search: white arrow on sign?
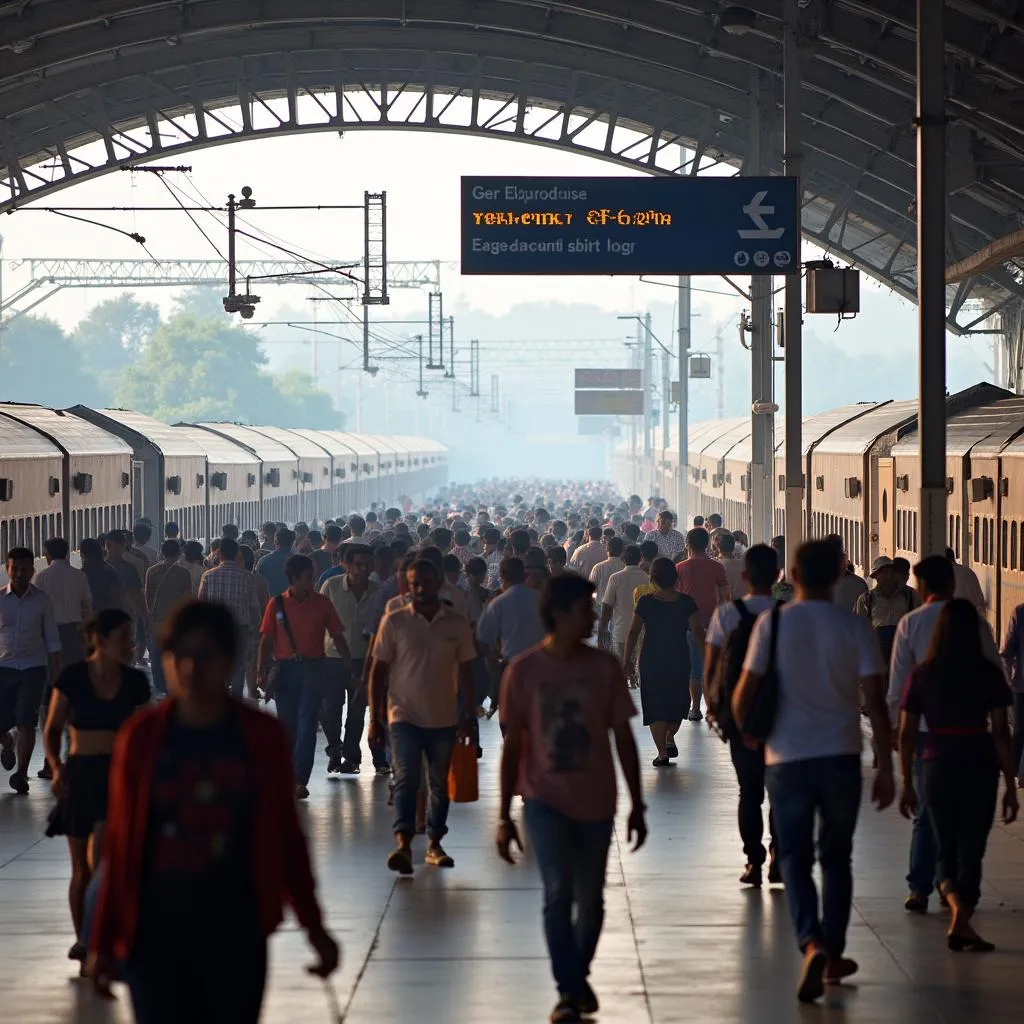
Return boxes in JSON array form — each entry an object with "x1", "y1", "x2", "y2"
[{"x1": 738, "y1": 190, "x2": 786, "y2": 240}]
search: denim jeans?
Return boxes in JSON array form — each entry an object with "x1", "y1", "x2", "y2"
[
  {"x1": 390, "y1": 722, "x2": 456, "y2": 840},
  {"x1": 274, "y1": 659, "x2": 329, "y2": 787},
  {"x1": 907, "y1": 732, "x2": 937, "y2": 897},
  {"x1": 729, "y1": 736, "x2": 776, "y2": 866},
  {"x1": 766, "y1": 754, "x2": 862, "y2": 956},
  {"x1": 524, "y1": 800, "x2": 614, "y2": 997}
]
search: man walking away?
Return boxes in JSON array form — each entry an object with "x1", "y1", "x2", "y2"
[
  {"x1": 321, "y1": 544, "x2": 381, "y2": 775},
  {"x1": 704, "y1": 544, "x2": 780, "y2": 887},
  {"x1": 733, "y1": 540, "x2": 894, "y2": 1003},
  {"x1": 368, "y1": 560, "x2": 476, "y2": 874},
  {"x1": 825, "y1": 535, "x2": 868, "y2": 612},
  {"x1": 35, "y1": 536, "x2": 91, "y2": 668},
  {"x1": 256, "y1": 528, "x2": 295, "y2": 598},
  {"x1": 947, "y1": 547, "x2": 987, "y2": 616},
  {"x1": 197, "y1": 537, "x2": 263, "y2": 699},
  {"x1": 497, "y1": 573, "x2": 647, "y2": 1024},
  {"x1": 0, "y1": 548, "x2": 62, "y2": 794},
  {"x1": 567, "y1": 527, "x2": 605, "y2": 580},
  {"x1": 144, "y1": 541, "x2": 194, "y2": 696},
  {"x1": 675, "y1": 527, "x2": 730, "y2": 721},
  {"x1": 257, "y1": 555, "x2": 352, "y2": 799},
  {"x1": 598, "y1": 545, "x2": 648, "y2": 663},
  {"x1": 717, "y1": 533, "x2": 747, "y2": 600},
  {"x1": 889, "y1": 554, "x2": 1002, "y2": 913}
]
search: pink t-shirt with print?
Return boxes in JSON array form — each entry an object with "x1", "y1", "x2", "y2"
[{"x1": 500, "y1": 644, "x2": 636, "y2": 822}]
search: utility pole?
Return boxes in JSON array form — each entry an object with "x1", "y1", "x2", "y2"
[
  {"x1": 661, "y1": 342, "x2": 670, "y2": 456},
  {"x1": 642, "y1": 317, "x2": 653, "y2": 462},
  {"x1": 917, "y1": 0, "x2": 947, "y2": 556},
  {"x1": 677, "y1": 275, "x2": 691, "y2": 526},
  {"x1": 749, "y1": 66, "x2": 775, "y2": 544},
  {"x1": 783, "y1": 0, "x2": 804, "y2": 551},
  {"x1": 222, "y1": 187, "x2": 260, "y2": 318},
  {"x1": 416, "y1": 335, "x2": 428, "y2": 398}
]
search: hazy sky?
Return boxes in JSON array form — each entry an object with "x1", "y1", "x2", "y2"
[{"x1": 0, "y1": 122, "x2": 994, "y2": 482}]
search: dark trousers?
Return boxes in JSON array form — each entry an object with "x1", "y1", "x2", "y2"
[
  {"x1": 907, "y1": 732, "x2": 937, "y2": 897},
  {"x1": 275, "y1": 659, "x2": 329, "y2": 787},
  {"x1": 126, "y1": 940, "x2": 267, "y2": 1024},
  {"x1": 766, "y1": 754, "x2": 862, "y2": 956},
  {"x1": 390, "y1": 722, "x2": 456, "y2": 840},
  {"x1": 524, "y1": 799, "x2": 614, "y2": 998},
  {"x1": 728, "y1": 736, "x2": 777, "y2": 866},
  {"x1": 922, "y1": 754, "x2": 999, "y2": 909},
  {"x1": 320, "y1": 658, "x2": 379, "y2": 766},
  {"x1": 1013, "y1": 692, "x2": 1024, "y2": 778}
]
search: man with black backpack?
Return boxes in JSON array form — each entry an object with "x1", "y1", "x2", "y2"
[
  {"x1": 731, "y1": 540, "x2": 895, "y2": 1004},
  {"x1": 705, "y1": 544, "x2": 781, "y2": 888}
]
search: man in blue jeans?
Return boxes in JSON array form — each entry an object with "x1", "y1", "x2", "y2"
[
  {"x1": 368, "y1": 559, "x2": 476, "y2": 875},
  {"x1": 497, "y1": 573, "x2": 646, "y2": 1024},
  {"x1": 258, "y1": 555, "x2": 352, "y2": 800},
  {"x1": 734, "y1": 540, "x2": 894, "y2": 1004}
]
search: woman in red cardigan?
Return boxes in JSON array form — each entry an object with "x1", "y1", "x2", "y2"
[{"x1": 88, "y1": 600, "x2": 339, "y2": 1022}]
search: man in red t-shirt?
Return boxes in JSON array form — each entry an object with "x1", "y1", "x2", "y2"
[
  {"x1": 675, "y1": 527, "x2": 730, "y2": 722},
  {"x1": 257, "y1": 554, "x2": 351, "y2": 799},
  {"x1": 497, "y1": 574, "x2": 646, "y2": 1024}
]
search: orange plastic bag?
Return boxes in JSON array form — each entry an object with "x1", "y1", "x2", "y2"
[{"x1": 448, "y1": 736, "x2": 479, "y2": 803}]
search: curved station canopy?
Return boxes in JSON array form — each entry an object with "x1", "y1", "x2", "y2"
[{"x1": 1, "y1": 1, "x2": 1023, "y2": 334}]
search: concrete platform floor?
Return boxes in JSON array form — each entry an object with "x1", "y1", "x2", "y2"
[{"x1": 2, "y1": 715, "x2": 1024, "y2": 1023}]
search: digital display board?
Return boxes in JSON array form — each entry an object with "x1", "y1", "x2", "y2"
[
  {"x1": 574, "y1": 390, "x2": 645, "y2": 416},
  {"x1": 461, "y1": 175, "x2": 799, "y2": 276},
  {"x1": 575, "y1": 368, "x2": 643, "y2": 389}
]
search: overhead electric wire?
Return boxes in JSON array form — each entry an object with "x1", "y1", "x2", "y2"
[
  {"x1": 154, "y1": 173, "x2": 227, "y2": 261},
  {"x1": 45, "y1": 209, "x2": 148, "y2": 247}
]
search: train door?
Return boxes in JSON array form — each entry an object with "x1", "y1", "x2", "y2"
[
  {"x1": 132, "y1": 461, "x2": 144, "y2": 523},
  {"x1": 877, "y1": 457, "x2": 895, "y2": 558},
  {"x1": 999, "y1": 455, "x2": 1024, "y2": 641},
  {"x1": 968, "y1": 455, "x2": 1000, "y2": 636}
]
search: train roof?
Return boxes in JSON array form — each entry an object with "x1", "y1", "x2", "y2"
[
  {"x1": 701, "y1": 419, "x2": 752, "y2": 461},
  {"x1": 0, "y1": 409, "x2": 62, "y2": 460},
  {"x1": 171, "y1": 425, "x2": 261, "y2": 465},
  {"x1": 810, "y1": 400, "x2": 919, "y2": 456},
  {"x1": 69, "y1": 407, "x2": 206, "y2": 458},
  {"x1": 194, "y1": 423, "x2": 298, "y2": 464},
  {"x1": 284, "y1": 429, "x2": 357, "y2": 458},
  {"x1": 245, "y1": 426, "x2": 331, "y2": 460},
  {"x1": 894, "y1": 396, "x2": 1024, "y2": 457},
  {"x1": 0, "y1": 404, "x2": 131, "y2": 458}
]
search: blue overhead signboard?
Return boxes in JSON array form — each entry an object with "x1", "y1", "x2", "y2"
[{"x1": 461, "y1": 175, "x2": 799, "y2": 276}]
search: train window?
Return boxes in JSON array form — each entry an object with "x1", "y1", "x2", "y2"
[
  {"x1": 912, "y1": 511, "x2": 917, "y2": 552},
  {"x1": 948, "y1": 515, "x2": 954, "y2": 546},
  {"x1": 0, "y1": 522, "x2": 6, "y2": 560},
  {"x1": 982, "y1": 520, "x2": 988, "y2": 565},
  {"x1": 16, "y1": 519, "x2": 24, "y2": 547},
  {"x1": 955, "y1": 516, "x2": 961, "y2": 559},
  {"x1": 32, "y1": 516, "x2": 40, "y2": 554},
  {"x1": 896, "y1": 510, "x2": 901, "y2": 549},
  {"x1": 974, "y1": 516, "x2": 980, "y2": 562},
  {"x1": 990, "y1": 519, "x2": 996, "y2": 566}
]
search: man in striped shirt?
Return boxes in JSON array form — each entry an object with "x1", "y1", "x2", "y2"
[{"x1": 197, "y1": 537, "x2": 264, "y2": 699}]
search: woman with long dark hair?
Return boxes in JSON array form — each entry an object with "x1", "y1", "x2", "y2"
[
  {"x1": 89, "y1": 600, "x2": 339, "y2": 1021},
  {"x1": 623, "y1": 557, "x2": 703, "y2": 766},
  {"x1": 43, "y1": 608, "x2": 150, "y2": 964},
  {"x1": 898, "y1": 598, "x2": 1019, "y2": 951}
]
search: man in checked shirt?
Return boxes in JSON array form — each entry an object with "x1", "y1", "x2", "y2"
[{"x1": 197, "y1": 537, "x2": 264, "y2": 699}]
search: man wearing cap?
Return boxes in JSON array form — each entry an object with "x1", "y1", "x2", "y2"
[{"x1": 854, "y1": 556, "x2": 921, "y2": 667}]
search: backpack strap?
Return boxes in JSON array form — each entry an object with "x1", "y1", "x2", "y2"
[
  {"x1": 768, "y1": 602, "x2": 781, "y2": 667},
  {"x1": 733, "y1": 598, "x2": 755, "y2": 625},
  {"x1": 275, "y1": 594, "x2": 301, "y2": 659}
]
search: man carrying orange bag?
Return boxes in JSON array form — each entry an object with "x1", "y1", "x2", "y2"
[{"x1": 496, "y1": 573, "x2": 647, "y2": 1024}]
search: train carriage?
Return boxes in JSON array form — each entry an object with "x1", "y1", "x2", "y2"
[
  {"x1": 172, "y1": 425, "x2": 263, "y2": 537},
  {"x1": 0, "y1": 404, "x2": 133, "y2": 552},
  {"x1": 0, "y1": 412, "x2": 63, "y2": 562},
  {"x1": 248, "y1": 427, "x2": 333, "y2": 526},
  {"x1": 70, "y1": 407, "x2": 207, "y2": 540}
]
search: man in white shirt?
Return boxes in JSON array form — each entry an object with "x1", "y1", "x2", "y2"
[
  {"x1": 887, "y1": 554, "x2": 1002, "y2": 914},
  {"x1": 734, "y1": 540, "x2": 894, "y2": 1004},
  {"x1": 597, "y1": 545, "x2": 649, "y2": 662},
  {"x1": 946, "y1": 547, "x2": 987, "y2": 616},
  {"x1": 34, "y1": 536, "x2": 92, "y2": 667},
  {"x1": 704, "y1": 544, "x2": 780, "y2": 888},
  {"x1": 826, "y1": 535, "x2": 868, "y2": 612},
  {"x1": 716, "y1": 532, "x2": 747, "y2": 600},
  {"x1": 567, "y1": 526, "x2": 606, "y2": 580},
  {"x1": 589, "y1": 537, "x2": 625, "y2": 637}
]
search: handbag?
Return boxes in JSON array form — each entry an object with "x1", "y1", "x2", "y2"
[{"x1": 447, "y1": 735, "x2": 479, "y2": 803}]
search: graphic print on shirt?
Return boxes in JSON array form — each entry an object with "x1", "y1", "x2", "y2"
[{"x1": 540, "y1": 681, "x2": 592, "y2": 773}]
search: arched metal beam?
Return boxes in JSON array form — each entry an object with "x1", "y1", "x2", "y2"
[{"x1": 1, "y1": 1, "x2": 1021, "y2": 325}]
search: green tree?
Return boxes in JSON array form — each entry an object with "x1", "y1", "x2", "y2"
[
  {"x1": 114, "y1": 313, "x2": 343, "y2": 428},
  {"x1": 72, "y1": 293, "x2": 160, "y2": 378},
  {"x1": 0, "y1": 315, "x2": 102, "y2": 407},
  {"x1": 170, "y1": 286, "x2": 227, "y2": 320}
]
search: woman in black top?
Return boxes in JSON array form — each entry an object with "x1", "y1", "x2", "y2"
[
  {"x1": 623, "y1": 558, "x2": 703, "y2": 767},
  {"x1": 898, "y1": 599, "x2": 1019, "y2": 952},
  {"x1": 43, "y1": 609, "x2": 150, "y2": 963}
]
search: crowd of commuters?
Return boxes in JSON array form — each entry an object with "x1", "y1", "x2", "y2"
[{"x1": 0, "y1": 482, "x2": 1021, "y2": 1020}]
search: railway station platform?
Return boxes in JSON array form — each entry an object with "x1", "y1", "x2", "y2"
[{"x1": 3, "y1": 716, "x2": 1023, "y2": 1024}]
